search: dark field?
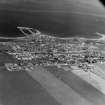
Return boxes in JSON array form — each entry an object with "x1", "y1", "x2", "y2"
[
  {"x1": 0, "y1": 69, "x2": 60, "y2": 105},
  {"x1": 0, "y1": 53, "x2": 60, "y2": 105}
]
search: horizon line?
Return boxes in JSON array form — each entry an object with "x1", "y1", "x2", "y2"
[{"x1": 0, "y1": 7, "x2": 105, "y2": 18}]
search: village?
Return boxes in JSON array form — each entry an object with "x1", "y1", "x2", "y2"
[{"x1": 3, "y1": 30, "x2": 105, "y2": 73}]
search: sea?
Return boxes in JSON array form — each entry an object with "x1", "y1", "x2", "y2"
[{"x1": 0, "y1": 9, "x2": 105, "y2": 38}]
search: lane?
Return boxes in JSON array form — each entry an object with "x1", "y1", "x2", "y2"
[
  {"x1": 45, "y1": 66, "x2": 105, "y2": 105},
  {"x1": 27, "y1": 66, "x2": 92, "y2": 105}
]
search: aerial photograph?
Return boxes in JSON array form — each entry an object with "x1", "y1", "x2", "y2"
[{"x1": 1, "y1": 0, "x2": 105, "y2": 105}]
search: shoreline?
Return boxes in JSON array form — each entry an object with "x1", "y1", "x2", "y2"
[{"x1": 0, "y1": 31, "x2": 102, "y2": 41}]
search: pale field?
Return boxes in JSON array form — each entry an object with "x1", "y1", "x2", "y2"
[
  {"x1": 72, "y1": 68, "x2": 105, "y2": 94},
  {"x1": 61, "y1": 64, "x2": 105, "y2": 95},
  {"x1": 27, "y1": 66, "x2": 92, "y2": 105},
  {"x1": 45, "y1": 66, "x2": 105, "y2": 105}
]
